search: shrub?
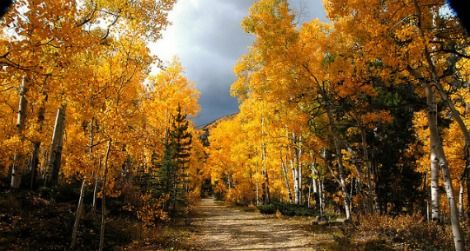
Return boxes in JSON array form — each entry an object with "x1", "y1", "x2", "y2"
[
  {"x1": 274, "y1": 202, "x2": 315, "y2": 216},
  {"x1": 257, "y1": 202, "x2": 316, "y2": 216},
  {"x1": 257, "y1": 204, "x2": 276, "y2": 214},
  {"x1": 352, "y1": 214, "x2": 460, "y2": 250}
]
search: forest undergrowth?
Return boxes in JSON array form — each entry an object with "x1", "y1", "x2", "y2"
[{"x1": 0, "y1": 180, "x2": 195, "y2": 251}]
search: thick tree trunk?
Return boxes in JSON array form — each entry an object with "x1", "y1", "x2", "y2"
[
  {"x1": 291, "y1": 160, "x2": 299, "y2": 205},
  {"x1": 99, "y1": 140, "x2": 111, "y2": 251},
  {"x1": 423, "y1": 95, "x2": 440, "y2": 223},
  {"x1": 431, "y1": 143, "x2": 440, "y2": 221},
  {"x1": 30, "y1": 91, "x2": 47, "y2": 189},
  {"x1": 285, "y1": 129, "x2": 300, "y2": 205},
  {"x1": 412, "y1": 2, "x2": 465, "y2": 249},
  {"x1": 360, "y1": 128, "x2": 378, "y2": 213},
  {"x1": 458, "y1": 180, "x2": 464, "y2": 219},
  {"x1": 440, "y1": 148, "x2": 465, "y2": 251},
  {"x1": 289, "y1": 133, "x2": 300, "y2": 205},
  {"x1": 29, "y1": 142, "x2": 40, "y2": 189},
  {"x1": 311, "y1": 161, "x2": 318, "y2": 209},
  {"x1": 264, "y1": 170, "x2": 271, "y2": 204},
  {"x1": 425, "y1": 83, "x2": 465, "y2": 251},
  {"x1": 11, "y1": 77, "x2": 28, "y2": 189},
  {"x1": 292, "y1": 134, "x2": 303, "y2": 205},
  {"x1": 45, "y1": 105, "x2": 66, "y2": 187},
  {"x1": 307, "y1": 158, "x2": 318, "y2": 208},
  {"x1": 319, "y1": 178, "x2": 324, "y2": 217}
]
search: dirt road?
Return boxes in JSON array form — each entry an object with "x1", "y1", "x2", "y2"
[{"x1": 188, "y1": 198, "x2": 336, "y2": 250}]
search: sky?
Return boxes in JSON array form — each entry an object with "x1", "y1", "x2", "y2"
[{"x1": 150, "y1": 0, "x2": 327, "y2": 126}]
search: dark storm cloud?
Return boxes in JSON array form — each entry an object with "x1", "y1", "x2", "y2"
[{"x1": 152, "y1": 0, "x2": 327, "y2": 126}]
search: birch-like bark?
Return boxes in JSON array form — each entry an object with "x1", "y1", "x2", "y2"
[
  {"x1": 411, "y1": 2, "x2": 465, "y2": 249},
  {"x1": 286, "y1": 129, "x2": 299, "y2": 205},
  {"x1": 325, "y1": 102, "x2": 351, "y2": 219},
  {"x1": 45, "y1": 105, "x2": 66, "y2": 187},
  {"x1": 302, "y1": 65, "x2": 351, "y2": 218},
  {"x1": 310, "y1": 159, "x2": 318, "y2": 209},
  {"x1": 291, "y1": 158, "x2": 299, "y2": 205},
  {"x1": 70, "y1": 118, "x2": 95, "y2": 249},
  {"x1": 458, "y1": 180, "x2": 464, "y2": 219},
  {"x1": 11, "y1": 77, "x2": 28, "y2": 188},
  {"x1": 289, "y1": 132, "x2": 300, "y2": 205},
  {"x1": 70, "y1": 179, "x2": 86, "y2": 250},
  {"x1": 425, "y1": 83, "x2": 464, "y2": 251},
  {"x1": 291, "y1": 134, "x2": 303, "y2": 205},
  {"x1": 431, "y1": 139, "x2": 440, "y2": 221},
  {"x1": 297, "y1": 136, "x2": 302, "y2": 205}
]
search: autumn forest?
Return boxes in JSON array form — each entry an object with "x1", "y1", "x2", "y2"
[{"x1": 1, "y1": 0, "x2": 470, "y2": 250}]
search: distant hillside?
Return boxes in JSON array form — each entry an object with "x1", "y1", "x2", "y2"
[{"x1": 198, "y1": 113, "x2": 238, "y2": 146}]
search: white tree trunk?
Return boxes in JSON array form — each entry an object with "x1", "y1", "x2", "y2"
[
  {"x1": 70, "y1": 118, "x2": 95, "y2": 249},
  {"x1": 46, "y1": 105, "x2": 66, "y2": 187},
  {"x1": 411, "y1": 2, "x2": 465, "y2": 249},
  {"x1": 458, "y1": 180, "x2": 464, "y2": 219},
  {"x1": 311, "y1": 162, "x2": 318, "y2": 209},
  {"x1": 11, "y1": 76, "x2": 28, "y2": 188},
  {"x1": 319, "y1": 178, "x2": 324, "y2": 217},
  {"x1": 70, "y1": 179, "x2": 86, "y2": 250},
  {"x1": 291, "y1": 134, "x2": 303, "y2": 205},
  {"x1": 431, "y1": 142, "x2": 440, "y2": 221},
  {"x1": 289, "y1": 132, "x2": 300, "y2": 205},
  {"x1": 291, "y1": 159, "x2": 299, "y2": 205},
  {"x1": 425, "y1": 83, "x2": 464, "y2": 251},
  {"x1": 325, "y1": 103, "x2": 351, "y2": 220}
]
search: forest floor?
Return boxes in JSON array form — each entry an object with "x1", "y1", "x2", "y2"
[
  {"x1": 1, "y1": 188, "x2": 419, "y2": 250},
  {"x1": 185, "y1": 198, "x2": 339, "y2": 250}
]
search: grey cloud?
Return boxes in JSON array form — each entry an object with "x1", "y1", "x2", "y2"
[
  {"x1": 290, "y1": 0, "x2": 328, "y2": 23},
  {"x1": 160, "y1": 0, "x2": 326, "y2": 126}
]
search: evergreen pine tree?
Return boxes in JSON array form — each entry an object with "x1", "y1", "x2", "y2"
[{"x1": 158, "y1": 105, "x2": 192, "y2": 213}]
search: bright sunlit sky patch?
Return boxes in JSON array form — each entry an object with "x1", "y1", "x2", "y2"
[{"x1": 149, "y1": 0, "x2": 327, "y2": 126}]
